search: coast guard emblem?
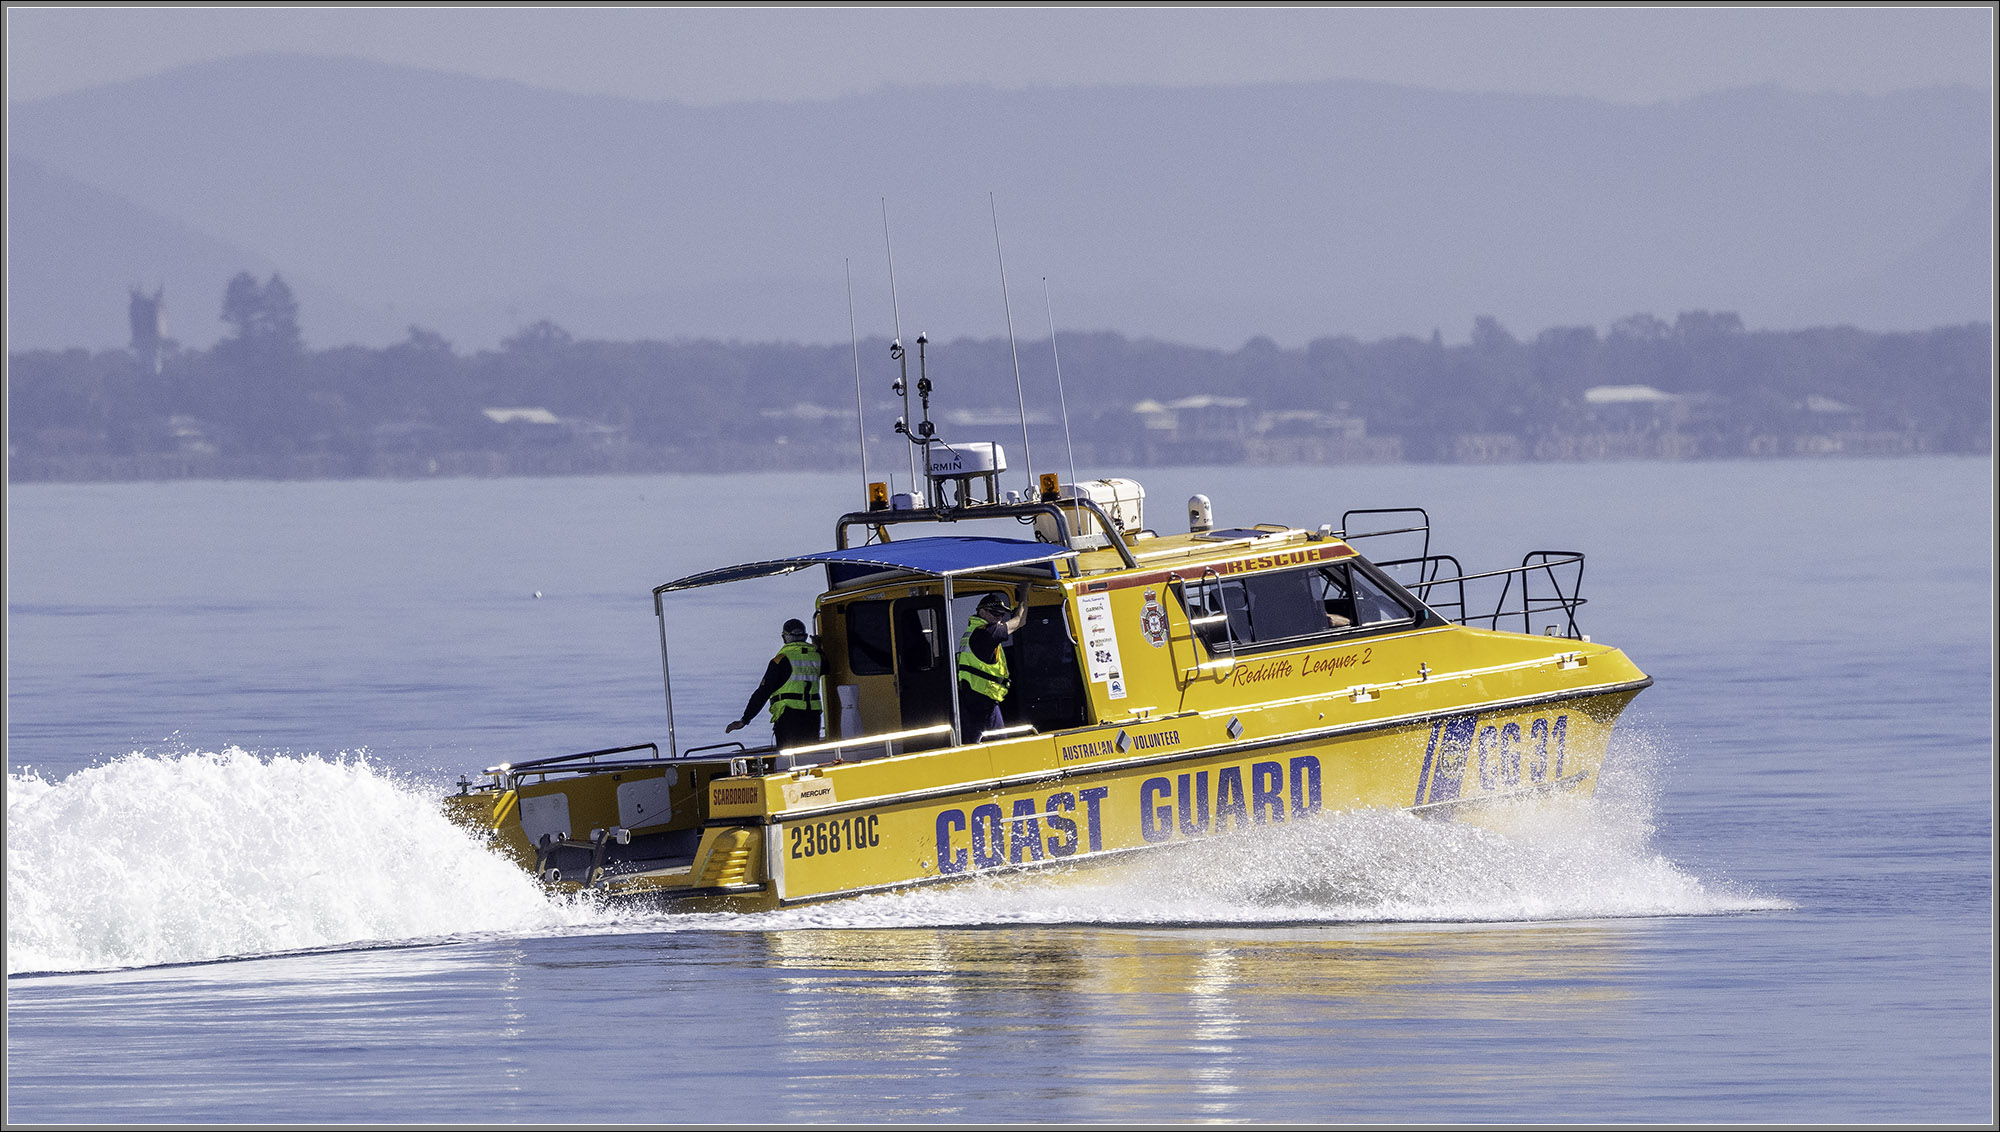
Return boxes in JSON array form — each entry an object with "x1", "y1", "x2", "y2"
[{"x1": 1140, "y1": 589, "x2": 1168, "y2": 647}]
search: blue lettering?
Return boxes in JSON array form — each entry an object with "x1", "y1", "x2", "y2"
[
  {"x1": 1215, "y1": 767, "x2": 1249, "y2": 831},
  {"x1": 1010, "y1": 798, "x2": 1045, "y2": 863},
  {"x1": 1177, "y1": 771, "x2": 1211, "y2": 836},
  {"x1": 1079, "y1": 786, "x2": 1109, "y2": 852},
  {"x1": 1421, "y1": 714, "x2": 1477, "y2": 805},
  {"x1": 1139, "y1": 777, "x2": 1174, "y2": 843},
  {"x1": 1251, "y1": 761, "x2": 1285, "y2": 823},
  {"x1": 1552, "y1": 714, "x2": 1570, "y2": 778},
  {"x1": 1415, "y1": 720, "x2": 1441, "y2": 806},
  {"x1": 1476, "y1": 725, "x2": 1499, "y2": 791},
  {"x1": 1044, "y1": 792, "x2": 1079, "y2": 857},
  {"x1": 971, "y1": 803, "x2": 1006, "y2": 868},
  {"x1": 1528, "y1": 717, "x2": 1550, "y2": 783},
  {"x1": 935, "y1": 809, "x2": 967, "y2": 875},
  {"x1": 1499, "y1": 722, "x2": 1522, "y2": 787},
  {"x1": 1288, "y1": 755, "x2": 1322, "y2": 817}
]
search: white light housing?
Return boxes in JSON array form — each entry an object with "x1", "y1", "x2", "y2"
[{"x1": 1189, "y1": 494, "x2": 1213, "y2": 533}]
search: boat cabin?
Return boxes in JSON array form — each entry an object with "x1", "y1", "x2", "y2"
[{"x1": 651, "y1": 469, "x2": 1456, "y2": 769}]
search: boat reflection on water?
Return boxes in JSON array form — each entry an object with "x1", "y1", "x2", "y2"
[{"x1": 753, "y1": 921, "x2": 1638, "y2": 1119}]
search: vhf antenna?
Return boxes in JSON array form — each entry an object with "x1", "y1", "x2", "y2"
[
  {"x1": 1043, "y1": 278, "x2": 1080, "y2": 492},
  {"x1": 991, "y1": 193, "x2": 1035, "y2": 498},
  {"x1": 882, "y1": 199, "x2": 919, "y2": 500},
  {"x1": 846, "y1": 258, "x2": 869, "y2": 502}
]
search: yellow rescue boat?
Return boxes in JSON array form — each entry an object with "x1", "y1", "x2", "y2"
[{"x1": 444, "y1": 345, "x2": 1650, "y2": 910}]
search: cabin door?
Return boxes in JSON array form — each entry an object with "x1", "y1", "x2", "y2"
[
  {"x1": 1008, "y1": 602, "x2": 1088, "y2": 732},
  {"x1": 892, "y1": 596, "x2": 954, "y2": 749}
]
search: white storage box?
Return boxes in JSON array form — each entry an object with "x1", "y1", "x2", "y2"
[{"x1": 1034, "y1": 478, "x2": 1146, "y2": 548}]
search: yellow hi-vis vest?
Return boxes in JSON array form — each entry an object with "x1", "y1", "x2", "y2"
[
  {"x1": 770, "y1": 641, "x2": 823, "y2": 721},
  {"x1": 956, "y1": 616, "x2": 1011, "y2": 701}
]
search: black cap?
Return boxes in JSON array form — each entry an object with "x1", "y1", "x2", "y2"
[
  {"x1": 783, "y1": 618, "x2": 807, "y2": 636},
  {"x1": 977, "y1": 593, "x2": 1010, "y2": 612}
]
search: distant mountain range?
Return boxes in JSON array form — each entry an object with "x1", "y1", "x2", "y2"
[{"x1": 6, "y1": 54, "x2": 1991, "y2": 353}]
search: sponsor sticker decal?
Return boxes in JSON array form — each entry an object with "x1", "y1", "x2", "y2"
[
  {"x1": 1077, "y1": 592, "x2": 1127, "y2": 699},
  {"x1": 781, "y1": 777, "x2": 838, "y2": 809}
]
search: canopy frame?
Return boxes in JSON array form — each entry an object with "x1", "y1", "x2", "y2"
[{"x1": 651, "y1": 537, "x2": 1077, "y2": 757}]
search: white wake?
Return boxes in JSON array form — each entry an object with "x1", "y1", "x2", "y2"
[
  {"x1": 8, "y1": 728, "x2": 1779, "y2": 972},
  {"x1": 5, "y1": 748, "x2": 616, "y2": 974},
  {"x1": 703, "y1": 723, "x2": 1782, "y2": 930}
]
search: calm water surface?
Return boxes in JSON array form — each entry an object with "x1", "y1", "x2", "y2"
[{"x1": 6, "y1": 457, "x2": 1992, "y2": 1123}]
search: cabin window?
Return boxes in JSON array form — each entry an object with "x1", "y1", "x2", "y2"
[
  {"x1": 1245, "y1": 569, "x2": 1327, "y2": 640},
  {"x1": 845, "y1": 600, "x2": 895, "y2": 676},
  {"x1": 1178, "y1": 562, "x2": 1418, "y2": 653},
  {"x1": 896, "y1": 602, "x2": 946, "y2": 671},
  {"x1": 1305, "y1": 563, "x2": 1418, "y2": 630}
]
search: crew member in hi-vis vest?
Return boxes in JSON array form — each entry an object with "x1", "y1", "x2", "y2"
[
  {"x1": 957, "y1": 583, "x2": 1031, "y2": 742},
  {"x1": 726, "y1": 618, "x2": 824, "y2": 749}
]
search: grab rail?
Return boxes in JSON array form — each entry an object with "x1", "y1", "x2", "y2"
[
  {"x1": 1373, "y1": 551, "x2": 1588, "y2": 638},
  {"x1": 1337, "y1": 508, "x2": 1432, "y2": 562},
  {"x1": 1170, "y1": 564, "x2": 1238, "y2": 679}
]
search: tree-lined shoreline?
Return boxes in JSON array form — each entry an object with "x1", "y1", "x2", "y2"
[{"x1": 7, "y1": 274, "x2": 1990, "y2": 483}]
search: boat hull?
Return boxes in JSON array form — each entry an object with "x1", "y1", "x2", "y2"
[
  {"x1": 751, "y1": 681, "x2": 1642, "y2": 909},
  {"x1": 449, "y1": 674, "x2": 1647, "y2": 912}
]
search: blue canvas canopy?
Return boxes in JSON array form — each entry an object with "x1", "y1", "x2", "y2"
[{"x1": 654, "y1": 536, "x2": 1076, "y2": 595}]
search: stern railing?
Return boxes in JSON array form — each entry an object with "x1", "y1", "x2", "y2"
[{"x1": 477, "y1": 741, "x2": 750, "y2": 790}]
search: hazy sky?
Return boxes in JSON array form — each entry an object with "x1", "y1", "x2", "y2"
[{"x1": 6, "y1": 6, "x2": 1993, "y2": 106}]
